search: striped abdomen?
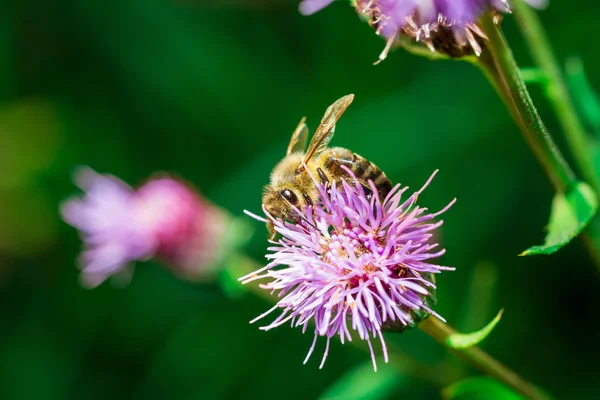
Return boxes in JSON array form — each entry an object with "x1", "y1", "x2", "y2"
[{"x1": 319, "y1": 147, "x2": 392, "y2": 200}]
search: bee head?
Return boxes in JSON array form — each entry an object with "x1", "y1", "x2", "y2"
[
  {"x1": 262, "y1": 186, "x2": 302, "y2": 220},
  {"x1": 262, "y1": 186, "x2": 305, "y2": 238}
]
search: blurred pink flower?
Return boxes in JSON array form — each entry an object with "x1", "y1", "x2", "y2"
[{"x1": 61, "y1": 167, "x2": 228, "y2": 288}]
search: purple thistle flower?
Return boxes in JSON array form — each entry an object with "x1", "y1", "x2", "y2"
[
  {"x1": 241, "y1": 167, "x2": 455, "y2": 370},
  {"x1": 61, "y1": 167, "x2": 228, "y2": 287},
  {"x1": 299, "y1": 0, "x2": 547, "y2": 60}
]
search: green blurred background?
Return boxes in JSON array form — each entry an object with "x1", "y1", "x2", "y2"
[{"x1": 1, "y1": 0, "x2": 599, "y2": 399}]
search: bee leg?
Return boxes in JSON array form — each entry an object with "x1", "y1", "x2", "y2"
[
  {"x1": 267, "y1": 222, "x2": 279, "y2": 241},
  {"x1": 317, "y1": 168, "x2": 330, "y2": 185},
  {"x1": 302, "y1": 193, "x2": 313, "y2": 207},
  {"x1": 361, "y1": 184, "x2": 373, "y2": 201}
]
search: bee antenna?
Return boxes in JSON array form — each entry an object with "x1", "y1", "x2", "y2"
[{"x1": 298, "y1": 209, "x2": 319, "y2": 231}]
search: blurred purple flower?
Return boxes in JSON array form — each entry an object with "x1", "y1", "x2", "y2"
[
  {"x1": 61, "y1": 167, "x2": 227, "y2": 288},
  {"x1": 299, "y1": 0, "x2": 547, "y2": 60},
  {"x1": 299, "y1": 0, "x2": 336, "y2": 14},
  {"x1": 241, "y1": 168, "x2": 455, "y2": 370}
]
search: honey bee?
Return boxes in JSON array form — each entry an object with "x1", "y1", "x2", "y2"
[{"x1": 263, "y1": 94, "x2": 393, "y2": 238}]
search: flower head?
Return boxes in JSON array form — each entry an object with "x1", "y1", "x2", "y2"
[
  {"x1": 241, "y1": 167, "x2": 455, "y2": 370},
  {"x1": 61, "y1": 167, "x2": 228, "y2": 287},
  {"x1": 300, "y1": 0, "x2": 546, "y2": 60}
]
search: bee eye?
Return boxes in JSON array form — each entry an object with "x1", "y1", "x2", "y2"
[{"x1": 280, "y1": 189, "x2": 299, "y2": 205}]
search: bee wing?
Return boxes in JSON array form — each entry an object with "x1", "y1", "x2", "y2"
[
  {"x1": 286, "y1": 117, "x2": 309, "y2": 155},
  {"x1": 303, "y1": 94, "x2": 354, "y2": 163}
]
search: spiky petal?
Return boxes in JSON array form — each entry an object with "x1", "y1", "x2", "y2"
[
  {"x1": 241, "y1": 168, "x2": 455, "y2": 370},
  {"x1": 300, "y1": 0, "x2": 546, "y2": 60}
]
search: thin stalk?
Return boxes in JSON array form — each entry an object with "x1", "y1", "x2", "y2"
[
  {"x1": 420, "y1": 317, "x2": 551, "y2": 400},
  {"x1": 440, "y1": 262, "x2": 499, "y2": 382},
  {"x1": 512, "y1": 0, "x2": 599, "y2": 191},
  {"x1": 477, "y1": 13, "x2": 576, "y2": 193},
  {"x1": 477, "y1": 14, "x2": 600, "y2": 270},
  {"x1": 231, "y1": 254, "x2": 550, "y2": 397},
  {"x1": 509, "y1": 1, "x2": 600, "y2": 268}
]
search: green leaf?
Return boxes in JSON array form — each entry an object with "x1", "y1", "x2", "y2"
[
  {"x1": 446, "y1": 309, "x2": 504, "y2": 349},
  {"x1": 456, "y1": 262, "x2": 498, "y2": 334},
  {"x1": 520, "y1": 68, "x2": 548, "y2": 84},
  {"x1": 218, "y1": 267, "x2": 247, "y2": 299},
  {"x1": 443, "y1": 377, "x2": 525, "y2": 400},
  {"x1": 213, "y1": 217, "x2": 255, "y2": 298},
  {"x1": 521, "y1": 181, "x2": 598, "y2": 255},
  {"x1": 218, "y1": 255, "x2": 250, "y2": 299},
  {"x1": 318, "y1": 361, "x2": 402, "y2": 400},
  {"x1": 565, "y1": 57, "x2": 600, "y2": 135}
]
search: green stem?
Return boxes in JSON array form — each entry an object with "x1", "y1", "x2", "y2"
[
  {"x1": 230, "y1": 254, "x2": 550, "y2": 396},
  {"x1": 510, "y1": 1, "x2": 600, "y2": 270},
  {"x1": 420, "y1": 317, "x2": 552, "y2": 400},
  {"x1": 441, "y1": 262, "x2": 498, "y2": 381},
  {"x1": 477, "y1": 13, "x2": 600, "y2": 271},
  {"x1": 512, "y1": 0, "x2": 599, "y2": 192},
  {"x1": 477, "y1": 13, "x2": 576, "y2": 193}
]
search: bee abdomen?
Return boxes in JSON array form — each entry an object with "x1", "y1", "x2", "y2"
[
  {"x1": 356, "y1": 154, "x2": 392, "y2": 197},
  {"x1": 324, "y1": 148, "x2": 392, "y2": 199}
]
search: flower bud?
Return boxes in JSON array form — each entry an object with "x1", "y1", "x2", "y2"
[{"x1": 300, "y1": 0, "x2": 545, "y2": 61}]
